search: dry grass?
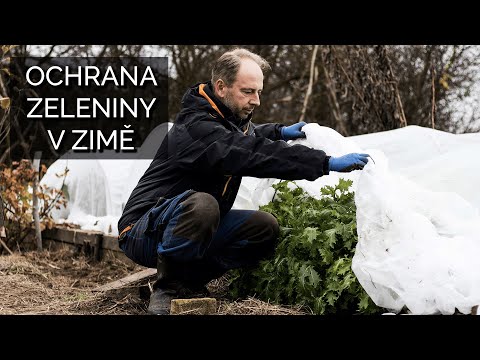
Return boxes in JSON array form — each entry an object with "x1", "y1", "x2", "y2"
[
  {"x1": 0, "y1": 248, "x2": 310, "y2": 315},
  {"x1": 0, "y1": 247, "x2": 147, "y2": 314},
  {"x1": 218, "y1": 297, "x2": 309, "y2": 315}
]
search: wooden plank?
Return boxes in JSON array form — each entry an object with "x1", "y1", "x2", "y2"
[
  {"x1": 43, "y1": 228, "x2": 74, "y2": 243},
  {"x1": 42, "y1": 239, "x2": 133, "y2": 264},
  {"x1": 93, "y1": 234, "x2": 103, "y2": 261},
  {"x1": 42, "y1": 228, "x2": 121, "y2": 251},
  {"x1": 42, "y1": 228, "x2": 103, "y2": 245},
  {"x1": 93, "y1": 268, "x2": 157, "y2": 292},
  {"x1": 103, "y1": 235, "x2": 121, "y2": 251},
  {"x1": 75, "y1": 231, "x2": 103, "y2": 244}
]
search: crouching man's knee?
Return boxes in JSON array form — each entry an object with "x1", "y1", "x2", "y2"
[
  {"x1": 258, "y1": 210, "x2": 280, "y2": 246},
  {"x1": 247, "y1": 210, "x2": 280, "y2": 255},
  {"x1": 173, "y1": 192, "x2": 220, "y2": 243}
]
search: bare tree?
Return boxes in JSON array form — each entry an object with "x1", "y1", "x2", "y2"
[{"x1": 389, "y1": 45, "x2": 480, "y2": 133}]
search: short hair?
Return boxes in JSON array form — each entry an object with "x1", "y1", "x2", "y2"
[{"x1": 211, "y1": 48, "x2": 271, "y2": 86}]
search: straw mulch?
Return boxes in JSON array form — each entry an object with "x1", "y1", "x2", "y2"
[{"x1": 0, "y1": 248, "x2": 310, "y2": 315}]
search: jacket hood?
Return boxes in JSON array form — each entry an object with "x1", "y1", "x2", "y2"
[{"x1": 180, "y1": 81, "x2": 252, "y2": 128}]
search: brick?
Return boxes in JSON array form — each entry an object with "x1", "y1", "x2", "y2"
[{"x1": 170, "y1": 298, "x2": 217, "y2": 315}]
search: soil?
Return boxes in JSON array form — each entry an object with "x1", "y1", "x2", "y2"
[{"x1": 0, "y1": 246, "x2": 308, "y2": 315}]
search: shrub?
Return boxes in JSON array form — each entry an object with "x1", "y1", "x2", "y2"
[{"x1": 0, "y1": 160, "x2": 66, "y2": 251}]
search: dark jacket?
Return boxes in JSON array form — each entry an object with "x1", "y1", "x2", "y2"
[{"x1": 118, "y1": 82, "x2": 330, "y2": 231}]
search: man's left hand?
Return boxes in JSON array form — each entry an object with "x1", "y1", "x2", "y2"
[{"x1": 281, "y1": 122, "x2": 307, "y2": 141}]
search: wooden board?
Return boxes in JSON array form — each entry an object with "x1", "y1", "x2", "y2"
[{"x1": 93, "y1": 268, "x2": 157, "y2": 292}]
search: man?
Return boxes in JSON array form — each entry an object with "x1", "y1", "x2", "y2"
[{"x1": 118, "y1": 48, "x2": 369, "y2": 315}]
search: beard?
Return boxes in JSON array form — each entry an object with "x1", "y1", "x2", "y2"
[{"x1": 223, "y1": 91, "x2": 252, "y2": 120}]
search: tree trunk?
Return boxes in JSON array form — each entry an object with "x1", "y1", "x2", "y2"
[
  {"x1": 320, "y1": 50, "x2": 348, "y2": 136},
  {"x1": 32, "y1": 151, "x2": 42, "y2": 251},
  {"x1": 299, "y1": 45, "x2": 318, "y2": 123}
]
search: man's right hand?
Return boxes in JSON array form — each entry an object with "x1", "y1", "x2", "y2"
[{"x1": 328, "y1": 153, "x2": 370, "y2": 172}]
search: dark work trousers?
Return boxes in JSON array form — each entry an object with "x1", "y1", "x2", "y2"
[{"x1": 119, "y1": 190, "x2": 279, "y2": 286}]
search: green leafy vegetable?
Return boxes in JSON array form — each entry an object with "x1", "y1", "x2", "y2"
[{"x1": 228, "y1": 179, "x2": 381, "y2": 315}]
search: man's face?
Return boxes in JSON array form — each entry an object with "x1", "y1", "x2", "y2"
[{"x1": 219, "y1": 59, "x2": 264, "y2": 119}]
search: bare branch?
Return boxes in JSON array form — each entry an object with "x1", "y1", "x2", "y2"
[
  {"x1": 299, "y1": 45, "x2": 318, "y2": 123},
  {"x1": 320, "y1": 49, "x2": 348, "y2": 135},
  {"x1": 32, "y1": 151, "x2": 43, "y2": 251}
]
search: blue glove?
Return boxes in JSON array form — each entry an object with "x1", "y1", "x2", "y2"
[
  {"x1": 329, "y1": 153, "x2": 370, "y2": 172},
  {"x1": 281, "y1": 122, "x2": 307, "y2": 141}
]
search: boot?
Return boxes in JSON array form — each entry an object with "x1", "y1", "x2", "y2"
[
  {"x1": 147, "y1": 255, "x2": 210, "y2": 315},
  {"x1": 147, "y1": 254, "x2": 175, "y2": 315},
  {"x1": 147, "y1": 286, "x2": 178, "y2": 315}
]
